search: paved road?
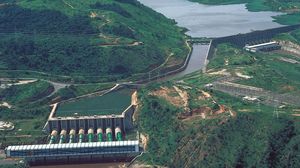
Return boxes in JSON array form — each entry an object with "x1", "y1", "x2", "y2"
[{"x1": 44, "y1": 80, "x2": 70, "y2": 97}]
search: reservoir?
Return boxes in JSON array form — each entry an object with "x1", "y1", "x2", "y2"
[
  {"x1": 137, "y1": 0, "x2": 284, "y2": 76},
  {"x1": 139, "y1": 0, "x2": 283, "y2": 37}
]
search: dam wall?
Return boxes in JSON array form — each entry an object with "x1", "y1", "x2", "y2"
[{"x1": 207, "y1": 24, "x2": 300, "y2": 60}]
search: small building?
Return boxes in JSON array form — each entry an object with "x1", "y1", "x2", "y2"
[{"x1": 244, "y1": 41, "x2": 281, "y2": 52}]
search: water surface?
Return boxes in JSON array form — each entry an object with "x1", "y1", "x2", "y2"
[
  {"x1": 139, "y1": 0, "x2": 283, "y2": 37},
  {"x1": 172, "y1": 44, "x2": 209, "y2": 78},
  {"x1": 56, "y1": 89, "x2": 133, "y2": 117}
]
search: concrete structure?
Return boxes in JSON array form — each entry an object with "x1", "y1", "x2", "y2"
[
  {"x1": 5, "y1": 141, "x2": 139, "y2": 165},
  {"x1": 44, "y1": 91, "x2": 138, "y2": 143},
  {"x1": 5, "y1": 90, "x2": 140, "y2": 165},
  {"x1": 0, "y1": 121, "x2": 14, "y2": 131},
  {"x1": 244, "y1": 41, "x2": 281, "y2": 52},
  {"x1": 207, "y1": 24, "x2": 300, "y2": 60}
]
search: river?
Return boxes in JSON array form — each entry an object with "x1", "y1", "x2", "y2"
[{"x1": 32, "y1": 1, "x2": 284, "y2": 167}]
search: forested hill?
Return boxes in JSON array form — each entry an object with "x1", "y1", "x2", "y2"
[{"x1": 0, "y1": 0, "x2": 188, "y2": 77}]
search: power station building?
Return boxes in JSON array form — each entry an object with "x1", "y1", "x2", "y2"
[
  {"x1": 6, "y1": 141, "x2": 139, "y2": 164},
  {"x1": 5, "y1": 88, "x2": 140, "y2": 165},
  {"x1": 244, "y1": 41, "x2": 281, "y2": 52}
]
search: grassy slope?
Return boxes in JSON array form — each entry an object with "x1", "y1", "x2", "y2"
[
  {"x1": 0, "y1": 0, "x2": 188, "y2": 77},
  {"x1": 0, "y1": 80, "x2": 53, "y2": 104},
  {"x1": 275, "y1": 28, "x2": 300, "y2": 44},
  {"x1": 0, "y1": 80, "x2": 52, "y2": 145},
  {"x1": 208, "y1": 43, "x2": 300, "y2": 94},
  {"x1": 49, "y1": 83, "x2": 114, "y2": 102},
  {"x1": 189, "y1": 0, "x2": 300, "y2": 25}
]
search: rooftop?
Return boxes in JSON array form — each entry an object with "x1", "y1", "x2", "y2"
[
  {"x1": 245, "y1": 41, "x2": 279, "y2": 49},
  {"x1": 6, "y1": 140, "x2": 139, "y2": 151}
]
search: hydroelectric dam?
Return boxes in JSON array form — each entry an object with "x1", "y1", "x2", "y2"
[{"x1": 5, "y1": 89, "x2": 140, "y2": 165}]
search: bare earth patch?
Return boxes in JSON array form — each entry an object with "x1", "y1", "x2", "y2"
[
  {"x1": 235, "y1": 72, "x2": 253, "y2": 79},
  {"x1": 173, "y1": 86, "x2": 189, "y2": 111},
  {"x1": 201, "y1": 90, "x2": 212, "y2": 98},
  {"x1": 293, "y1": 109, "x2": 300, "y2": 112},
  {"x1": 208, "y1": 69, "x2": 230, "y2": 76},
  {"x1": 278, "y1": 57, "x2": 299, "y2": 64},
  {"x1": 140, "y1": 133, "x2": 149, "y2": 150},
  {"x1": 291, "y1": 114, "x2": 300, "y2": 117},
  {"x1": 90, "y1": 12, "x2": 97, "y2": 18},
  {"x1": 239, "y1": 109, "x2": 252, "y2": 112},
  {"x1": 0, "y1": 102, "x2": 12, "y2": 109},
  {"x1": 150, "y1": 87, "x2": 183, "y2": 107},
  {"x1": 281, "y1": 85, "x2": 296, "y2": 92}
]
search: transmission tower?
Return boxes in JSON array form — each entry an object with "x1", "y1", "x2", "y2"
[{"x1": 273, "y1": 99, "x2": 280, "y2": 119}]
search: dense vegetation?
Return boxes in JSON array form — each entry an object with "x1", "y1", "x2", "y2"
[
  {"x1": 49, "y1": 83, "x2": 114, "y2": 102},
  {"x1": 0, "y1": 80, "x2": 52, "y2": 145},
  {"x1": 173, "y1": 108, "x2": 300, "y2": 168},
  {"x1": 137, "y1": 80, "x2": 300, "y2": 167},
  {"x1": 0, "y1": 0, "x2": 188, "y2": 78},
  {"x1": 190, "y1": 0, "x2": 300, "y2": 25},
  {"x1": 137, "y1": 28, "x2": 300, "y2": 167},
  {"x1": 275, "y1": 28, "x2": 300, "y2": 44},
  {"x1": 0, "y1": 80, "x2": 53, "y2": 104},
  {"x1": 138, "y1": 95, "x2": 182, "y2": 165}
]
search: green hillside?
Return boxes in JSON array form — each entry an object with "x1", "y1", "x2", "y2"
[
  {"x1": 0, "y1": 0, "x2": 188, "y2": 78},
  {"x1": 137, "y1": 76, "x2": 300, "y2": 167},
  {"x1": 138, "y1": 74, "x2": 300, "y2": 168},
  {"x1": 0, "y1": 80, "x2": 53, "y2": 104},
  {"x1": 189, "y1": 0, "x2": 300, "y2": 25},
  {"x1": 136, "y1": 29, "x2": 300, "y2": 167}
]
